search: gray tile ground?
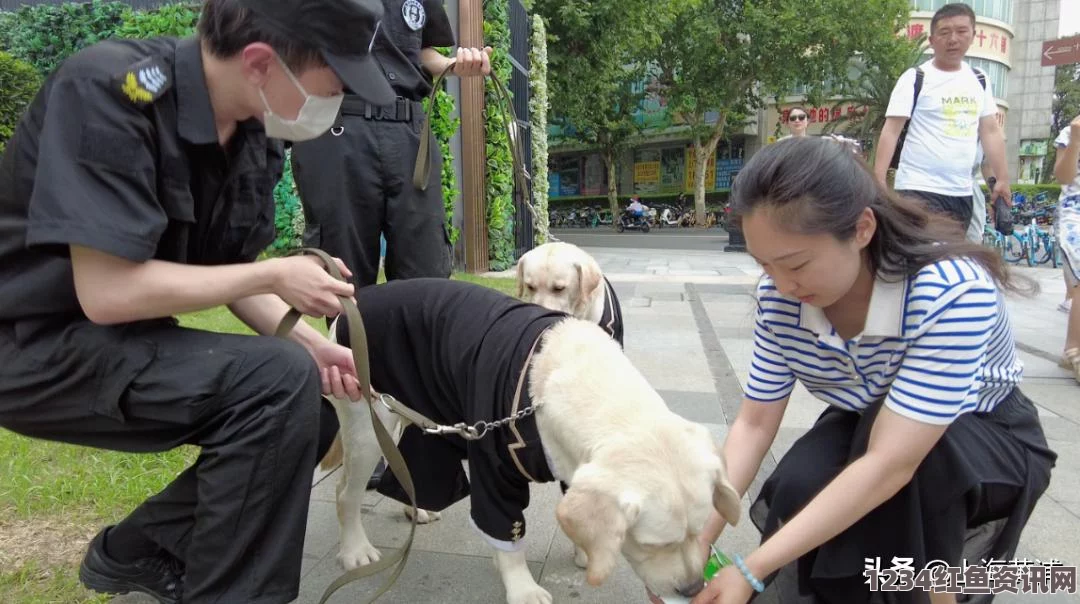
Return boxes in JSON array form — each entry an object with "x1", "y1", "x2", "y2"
[{"x1": 292, "y1": 248, "x2": 1078, "y2": 604}]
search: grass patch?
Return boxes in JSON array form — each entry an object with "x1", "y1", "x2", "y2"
[{"x1": 0, "y1": 271, "x2": 515, "y2": 601}]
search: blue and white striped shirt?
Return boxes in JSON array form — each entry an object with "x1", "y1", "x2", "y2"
[{"x1": 745, "y1": 258, "x2": 1023, "y2": 425}]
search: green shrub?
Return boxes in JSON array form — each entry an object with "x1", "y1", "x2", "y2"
[
  {"x1": 0, "y1": 1, "x2": 129, "y2": 77},
  {"x1": 267, "y1": 148, "x2": 304, "y2": 256},
  {"x1": 483, "y1": 0, "x2": 516, "y2": 271},
  {"x1": 0, "y1": 51, "x2": 42, "y2": 155},
  {"x1": 978, "y1": 183, "x2": 1062, "y2": 203},
  {"x1": 114, "y1": 2, "x2": 200, "y2": 39}
]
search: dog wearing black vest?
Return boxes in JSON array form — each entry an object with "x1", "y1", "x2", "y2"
[{"x1": 322, "y1": 278, "x2": 739, "y2": 604}]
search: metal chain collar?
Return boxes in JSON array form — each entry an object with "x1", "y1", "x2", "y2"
[{"x1": 377, "y1": 392, "x2": 542, "y2": 441}]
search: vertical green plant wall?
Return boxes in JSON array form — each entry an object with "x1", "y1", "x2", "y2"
[
  {"x1": 425, "y1": 45, "x2": 461, "y2": 246},
  {"x1": 528, "y1": 13, "x2": 550, "y2": 245},
  {"x1": 482, "y1": 0, "x2": 516, "y2": 271}
]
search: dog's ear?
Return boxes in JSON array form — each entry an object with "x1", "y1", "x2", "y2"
[
  {"x1": 713, "y1": 454, "x2": 741, "y2": 526},
  {"x1": 515, "y1": 256, "x2": 526, "y2": 299},
  {"x1": 556, "y1": 468, "x2": 639, "y2": 586},
  {"x1": 573, "y1": 260, "x2": 603, "y2": 313}
]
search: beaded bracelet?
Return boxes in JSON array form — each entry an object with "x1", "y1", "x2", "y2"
[{"x1": 733, "y1": 554, "x2": 765, "y2": 593}]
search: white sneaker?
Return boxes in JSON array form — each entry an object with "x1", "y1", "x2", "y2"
[{"x1": 1060, "y1": 299, "x2": 1073, "y2": 313}]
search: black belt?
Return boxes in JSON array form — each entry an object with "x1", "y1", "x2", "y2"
[{"x1": 339, "y1": 95, "x2": 417, "y2": 122}]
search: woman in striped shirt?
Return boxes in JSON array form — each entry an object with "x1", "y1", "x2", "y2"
[{"x1": 691, "y1": 137, "x2": 1057, "y2": 604}]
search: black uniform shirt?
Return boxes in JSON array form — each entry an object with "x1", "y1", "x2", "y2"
[
  {"x1": 339, "y1": 278, "x2": 567, "y2": 546},
  {"x1": 368, "y1": 0, "x2": 456, "y2": 101},
  {"x1": 0, "y1": 37, "x2": 282, "y2": 323}
]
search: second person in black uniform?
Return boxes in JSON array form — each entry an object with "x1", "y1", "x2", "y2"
[
  {"x1": 290, "y1": 0, "x2": 492, "y2": 288},
  {"x1": 291, "y1": 0, "x2": 492, "y2": 487}
]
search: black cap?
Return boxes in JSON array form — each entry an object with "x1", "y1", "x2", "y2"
[{"x1": 237, "y1": 0, "x2": 395, "y2": 104}]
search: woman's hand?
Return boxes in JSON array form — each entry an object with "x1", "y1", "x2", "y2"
[
  {"x1": 690, "y1": 566, "x2": 755, "y2": 604},
  {"x1": 310, "y1": 339, "x2": 364, "y2": 401}
]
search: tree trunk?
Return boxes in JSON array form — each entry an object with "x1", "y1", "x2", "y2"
[
  {"x1": 604, "y1": 149, "x2": 620, "y2": 231},
  {"x1": 693, "y1": 122, "x2": 725, "y2": 227}
]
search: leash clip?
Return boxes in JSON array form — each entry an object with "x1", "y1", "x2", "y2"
[{"x1": 422, "y1": 422, "x2": 477, "y2": 439}]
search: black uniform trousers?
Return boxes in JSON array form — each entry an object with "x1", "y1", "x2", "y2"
[
  {"x1": 0, "y1": 318, "x2": 340, "y2": 604},
  {"x1": 291, "y1": 98, "x2": 451, "y2": 290}
]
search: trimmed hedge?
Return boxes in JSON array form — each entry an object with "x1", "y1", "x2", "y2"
[
  {"x1": 0, "y1": 1, "x2": 129, "y2": 77},
  {"x1": 0, "y1": 51, "x2": 41, "y2": 155}
]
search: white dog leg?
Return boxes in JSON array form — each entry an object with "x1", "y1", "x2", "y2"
[
  {"x1": 332, "y1": 396, "x2": 399, "y2": 569},
  {"x1": 403, "y1": 505, "x2": 442, "y2": 524},
  {"x1": 573, "y1": 545, "x2": 588, "y2": 569},
  {"x1": 494, "y1": 548, "x2": 552, "y2": 604}
]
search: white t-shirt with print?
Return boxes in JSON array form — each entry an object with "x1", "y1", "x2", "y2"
[
  {"x1": 886, "y1": 61, "x2": 997, "y2": 197},
  {"x1": 1054, "y1": 126, "x2": 1080, "y2": 197}
]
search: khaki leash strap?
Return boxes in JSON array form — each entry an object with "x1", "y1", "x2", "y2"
[
  {"x1": 413, "y1": 60, "x2": 557, "y2": 244},
  {"x1": 272, "y1": 247, "x2": 419, "y2": 604}
]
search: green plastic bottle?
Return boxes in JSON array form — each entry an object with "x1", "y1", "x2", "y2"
[{"x1": 703, "y1": 546, "x2": 733, "y2": 581}]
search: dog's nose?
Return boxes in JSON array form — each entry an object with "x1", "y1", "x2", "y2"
[{"x1": 676, "y1": 579, "x2": 705, "y2": 597}]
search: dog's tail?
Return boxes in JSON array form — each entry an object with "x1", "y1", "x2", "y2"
[{"x1": 319, "y1": 433, "x2": 345, "y2": 470}]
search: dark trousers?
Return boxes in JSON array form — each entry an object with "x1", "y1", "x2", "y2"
[
  {"x1": 0, "y1": 318, "x2": 340, "y2": 604},
  {"x1": 290, "y1": 101, "x2": 451, "y2": 290},
  {"x1": 749, "y1": 391, "x2": 1055, "y2": 603},
  {"x1": 897, "y1": 189, "x2": 975, "y2": 231}
]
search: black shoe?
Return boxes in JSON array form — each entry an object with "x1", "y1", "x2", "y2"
[
  {"x1": 79, "y1": 527, "x2": 184, "y2": 604},
  {"x1": 366, "y1": 458, "x2": 387, "y2": 490}
]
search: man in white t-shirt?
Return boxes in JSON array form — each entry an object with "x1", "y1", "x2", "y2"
[{"x1": 873, "y1": 2, "x2": 1011, "y2": 229}]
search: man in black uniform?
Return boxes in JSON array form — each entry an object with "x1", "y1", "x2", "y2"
[
  {"x1": 0, "y1": 0, "x2": 393, "y2": 602},
  {"x1": 291, "y1": 0, "x2": 492, "y2": 487},
  {"x1": 290, "y1": 0, "x2": 492, "y2": 289}
]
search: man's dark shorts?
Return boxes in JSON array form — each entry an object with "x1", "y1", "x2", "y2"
[{"x1": 897, "y1": 189, "x2": 974, "y2": 228}]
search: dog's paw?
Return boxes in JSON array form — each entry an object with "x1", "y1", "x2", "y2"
[
  {"x1": 338, "y1": 541, "x2": 382, "y2": 569},
  {"x1": 506, "y1": 583, "x2": 553, "y2": 604},
  {"x1": 573, "y1": 545, "x2": 588, "y2": 569},
  {"x1": 403, "y1": 506, "x2": 442, "y2": 524}
]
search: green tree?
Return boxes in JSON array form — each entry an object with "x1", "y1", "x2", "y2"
[
  {"x1": 1043, "y1": 63, "x2": 1080, "y2": 183},
  {"x1": 534, "y1": 0, "x2": 682, "y2": 224},
  {"x1": 822, "y1": 34, "x2": 929, "y2": 156},
  {"x1": 654, "y1": 0, "x2": 913, "y2": 224}
]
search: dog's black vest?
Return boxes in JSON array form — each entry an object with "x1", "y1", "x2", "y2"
[
  {"x1": 598, "y1": 276, "x2": 625, "y2": 348},
  {"x1": 337, "y1": 278, "x2": 568, "y2": 547}
]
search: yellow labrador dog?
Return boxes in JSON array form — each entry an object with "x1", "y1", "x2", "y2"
[
  {"x1": 516, "y1": 242, "x2": 623, "y2": 348},
  {"x1": 323, "y1": 278, "x2": 739, "y2": 604}
]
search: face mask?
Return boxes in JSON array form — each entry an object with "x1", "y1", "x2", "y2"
[{"x1": 259, "y1": 55, "x2": 343, "y2": 142}]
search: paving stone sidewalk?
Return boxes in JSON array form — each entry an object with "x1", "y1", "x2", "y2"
[{"x1": 285, "y1": 246, "x2": 1078, "y2": 604}]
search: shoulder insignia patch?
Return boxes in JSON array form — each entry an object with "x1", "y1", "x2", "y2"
[{"x1": 116, "y1": 57, "x2": 171, "y2": 105}]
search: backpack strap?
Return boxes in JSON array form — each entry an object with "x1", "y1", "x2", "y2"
[
  {"x1": 971, "y1": 65, "x2": 987, "y2": 89},
  {"x1": 912, "y1": 66, "x2": 925, "y2": 109}
]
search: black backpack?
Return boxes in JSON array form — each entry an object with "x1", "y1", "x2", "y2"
[{"x1": 889, "y1": 65, "x2": 987, "y2": 170}]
